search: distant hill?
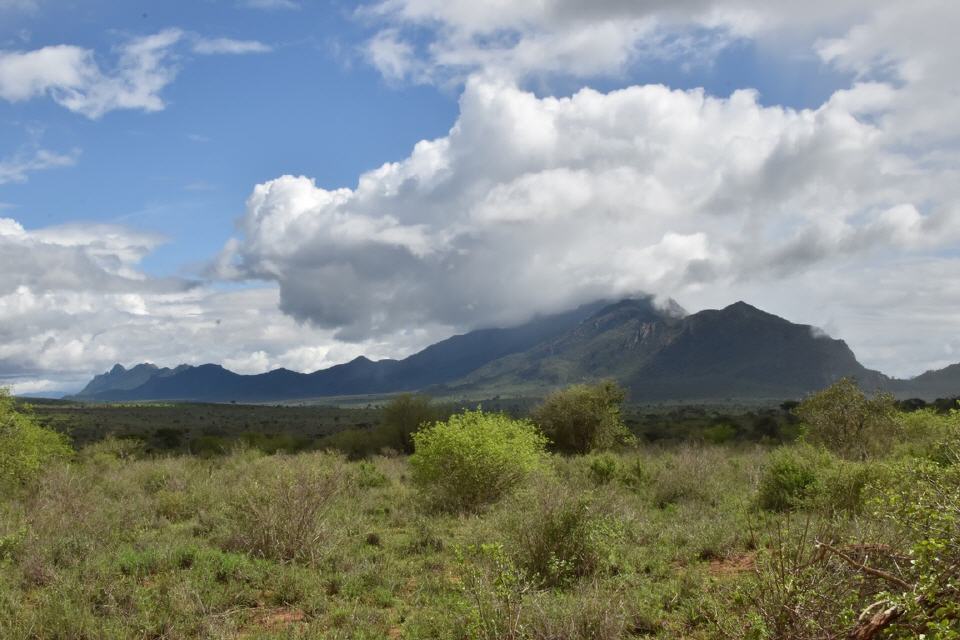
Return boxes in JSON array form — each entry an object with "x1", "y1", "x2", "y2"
[
  {"x1": 71, "y1": 300, "x2": 609, "y2": 402},
  {"x1": 72, "y1": 297, "x2": 959, "y2": 403}
]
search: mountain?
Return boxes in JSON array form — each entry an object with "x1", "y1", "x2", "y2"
[
  {"x1": 77, "y1": 363, "x2": 190, "y2": 397},
  {"x1": 72, "y1": 297, "x2": 959, "y2": 403},
  {"x1": 442, "y1": 300, "x2": 891, "y2": 400},
  {"x1": 70, "y1": 300, "x2": 609, "y2": 402},
  {"x1": 895, "y1": 363, "x2": 960, "y2": 399}
]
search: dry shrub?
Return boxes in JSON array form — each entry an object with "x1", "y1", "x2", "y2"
[{"x1": 220, "y1": 452, "x2": 347, "y2": 564}]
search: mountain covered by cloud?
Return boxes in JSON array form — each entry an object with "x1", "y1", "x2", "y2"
[{"x1": 2, "y1": 0, "x2": 959, "y2": 393}]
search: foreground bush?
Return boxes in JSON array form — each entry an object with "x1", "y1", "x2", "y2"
[
  {"x1": 0, "y1": 389, "x2": 71, "y2": 489},
  {"x1": 216, "y1": 451, "x2": 347, "y2": 564},
  {"x1": 503, "y1": 477, "x2": 621, "y2": 587},
  {"x1": 757, "y1": 446, "x2": 821, "y2": 512},
  {"x1": 532, "y1": 380, "x2": 633, "y2": 454},
  {"x1": 410, "y1": 410, "x2": 548, "y2": 512}
]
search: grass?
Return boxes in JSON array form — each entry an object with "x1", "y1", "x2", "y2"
[
  {"x1": 0, "y1": 442, "x2": 778, "y2": 639},
  {"x1": 3, "y1": 395, "x2": 957, "y2": 638}
]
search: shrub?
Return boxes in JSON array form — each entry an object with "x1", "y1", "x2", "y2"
[
  {"x1": 757, "y1": 447, "x2": 821, "y2": 512},
  {"x1": 795, "y1": 378, "x2": 899, "y2": 460},
  {"x1": 503, "y1": 478, "x2": 621, "y2": 587},
  {"x1": 815, "y1": 460, "x2": 888, "y2": 515},
  {"x1": 381, "y1": 394, "x2": 437, "y2": 454},
  {"x1": 532, "y1": 380, "x2": 633, "y2": 454},
  {"x1": 0, "y1": 389, "x2": 71, "y2": 489},
  {"x1": 410, "y1": 410, "x2": 548, "y2": 512},
  {"x1": 587, "y1": 453, "x2": 618, "y2": 485},
  {"x1": 218, "y1": 452, "x2": 346, "y2": 563}
]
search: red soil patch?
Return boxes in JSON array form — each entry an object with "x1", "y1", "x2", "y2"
[{"x1": 707, "y1": 553, "x2": 756, "y2": 576}]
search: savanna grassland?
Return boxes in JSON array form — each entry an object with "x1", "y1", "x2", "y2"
[{"x1": 1, "y1": 383, "x2": 959, "y2": 639}]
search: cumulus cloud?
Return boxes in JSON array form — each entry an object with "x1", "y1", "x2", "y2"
[
  {"x1": 215, "y1": 0, "x2": 960, "y2": 377},
  {"x1": 0, "y1": 29, "x2": 183, "y2": 118},
  {"x1": 220, "y1": 75, "x2": 955, "y2": 343}
]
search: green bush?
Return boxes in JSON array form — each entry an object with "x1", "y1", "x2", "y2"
[
  {"x1": 795, "y1": 378, "x2": 899, "y2": 460},
  {"x1": 757, "y1": 447, "x2": 821, "y2": 512},
  {"x1": 0, "y1": 390, "x2": 71, "y2": 489},
  {"x1": 410, "y1": 410, "x2": 548, "y2": 512},
  {"x1": 815, "y1": 459, "x2": 888, "y2": 515},
  {"x1": 532, "y1": 380, "x2": 633, "y2": 454},
  {"x1": 587, "y1": 453, "x2": 618, "y2": 485}
]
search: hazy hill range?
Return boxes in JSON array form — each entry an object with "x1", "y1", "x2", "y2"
[{"x1": 73, "y1": 298, "x2": 958, "y2": 403}]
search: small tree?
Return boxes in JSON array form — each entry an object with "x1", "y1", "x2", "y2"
[
  {"x1": 381, "y1": 393, "x2": 437, "y2": 454},
  {"x1": 410, "y1": 410, "x2": 547, "y2": 512},
  {"x1": 795, "y1": 378, "x2": 898, "y2": 460},
  {"x1": 0, "y1": 388, "x2": 72, "y2": 489},
  {"x1": 532, "y1": 380, "x2": 632, "y2": 454}
]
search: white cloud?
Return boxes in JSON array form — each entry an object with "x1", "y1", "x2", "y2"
[
  {"x1": 0, "y1": 216, "x2": 441, "y2": 391},
  {"x1": 0, "y1": 147, "x2": 78, "y2": 184},
  {"x1": 241, "y1": 0, "x2": 299, "y2": 10},
  {"x1": 0, "y1": 28, "x2": 273, "y2": 118},
  {"x1": 0, "y1": 29, "x2": 183, "y2": 118},
  {"x1": 192, "y1": 37, "x2": 272, "y2": 55},
  {"x1": 359, "y1": 0, "x2": 886, "y2": 83}
]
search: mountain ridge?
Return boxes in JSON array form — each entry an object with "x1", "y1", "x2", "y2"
[{"x1": 72, "y1": 297, "x2": 958, "y2": 403}]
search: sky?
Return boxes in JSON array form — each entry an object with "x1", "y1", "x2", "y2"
[{"x1": 1, "y1": 0, "x2": 958, "y2": 395}]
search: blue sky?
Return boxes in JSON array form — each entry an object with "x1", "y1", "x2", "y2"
[
  {"x1": 1, "y1": 0, "x2": 958, "y2": 393},
  {"x1": 1, "y1": 1, "x2": 461, "y2": 275}
]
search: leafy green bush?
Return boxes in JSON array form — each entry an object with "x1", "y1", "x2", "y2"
[
  {"x1": 532, "y1": 380, "x2": 633, "y2": 454},
  {"x1": 795, "y1": 377, "x2": 899, "y2": 460},
  {"x1": 757, "y1": 446, "x2": 821, "y2": 512},
  {"x1": 0, "y1": 390, "x2": 71, "y2": 489},
  {"x1": 410, "y1": 410, "x2": 548, "y2": 512}
]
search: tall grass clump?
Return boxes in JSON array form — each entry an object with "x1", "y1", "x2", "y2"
[{"x1": 410, "y1": 409, "x2": 548, "y2": 512}]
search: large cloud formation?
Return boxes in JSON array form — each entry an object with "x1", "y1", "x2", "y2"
[
  {"x1": 222, "y1": 1, "x2": 960, "y2": 376},
  {"x1": 6, "y1": 0, "x2": 960, "y2": 390}
]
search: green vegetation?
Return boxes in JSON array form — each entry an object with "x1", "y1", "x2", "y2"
[
  {"x1": 795, "y1": 376, "x2": 899, "y2": 460},
  {"x1": 410, "y1": 409, "x2": 548, "y2": 512},
  {"x1": 0, "y1": 389, "x2": 72, "y2": 489},
  {"x1": 380, "y1": 394, "x2": 438, "y2": 454},
  {"x1": 1, "y1": 380, "x2": 958, "y2": 638},
  {"x1": 532, "y1": 380, "x2": 633, "y2": 453}
]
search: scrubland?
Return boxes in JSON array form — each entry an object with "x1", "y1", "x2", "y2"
[{"x1": 1, "y1": 383, "x2": 958, "y2": 639}]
